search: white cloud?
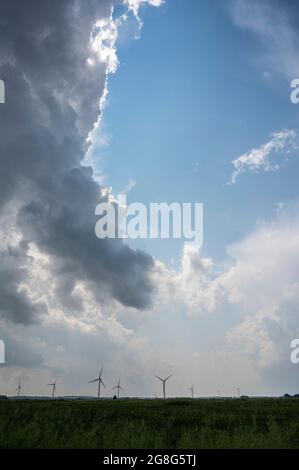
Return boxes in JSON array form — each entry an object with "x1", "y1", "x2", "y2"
[
  {"x1": 230, "y1": 129, "x2": 297, "y2": 183},
  {"x1": 121, "y1": 178, "x2": 137, "y2": 194},
  {"x1": 125, "y1": 0, "x2": 164, "y2": 17},
  {"x1": 227, "y1": 314, "x2": 282, "y2": 369},
  {"x1": 88, "y1": 10, "x2": 125, "y2": 75},
  {"x1": 150, "y1": 200, "x2": 299, "y2": 375},
  {"x1": 124, "y1": 0, "x2": 164, "y2": 32},
  {"x1": 150, "y1": 244, "x2": 220, "y2": 316},
  {"x1": 230, "y1": 0, "x2": 299, "y2": 79}
]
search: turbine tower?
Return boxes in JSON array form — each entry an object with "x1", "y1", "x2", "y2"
[
  {"x1": 189, "y1": 385, "x2": 194, "y2": 399},
  {"x1": 112, "y1": 377, "x2": 124, "y2": 399},
  {"x1": 155, "y1": 375, "x2": 172, "y2": 399},
  {"x1": 47, "y1": 381, "x2": 56, "y2": 398},
  {"x1": 17, "y1": 381, "x2": 22, "y2": 398},
  {"x1": 88, "y1": 365, "x2": 106, "y2": 398}
]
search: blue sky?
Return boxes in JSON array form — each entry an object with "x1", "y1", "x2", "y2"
[{"x1": 94, "y1": 0, "x2": 299, "y2": 264}]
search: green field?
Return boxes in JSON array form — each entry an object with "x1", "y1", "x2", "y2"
[{"x1": 0, "y1": 398, "x2": 299, "y2": 449}]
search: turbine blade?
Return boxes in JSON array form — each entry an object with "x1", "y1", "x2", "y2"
[
  {"x1": 88, "y1": 378, "x2": 99, "y2": 383},
  {"x1": 119, "y1": 386, "x2": 124, "y2": 391},
  {"x1": 100, "y1": 379, "x2": 106, "y2": 388},
  {"x1": 155, "y1": 376, "x2": 163, "y2": 382},
  {"x1": 112, "y1": 386, "x2": 118, "y2": 390},
  {"x1": 165, "y1": 375, "x2": 172, "y2": 381},
  {"x1": 99, "y1": 365, "x2": 103, "y2": 377}
]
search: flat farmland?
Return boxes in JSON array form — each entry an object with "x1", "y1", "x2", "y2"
[{"x1": 0, "y1": 398, "x2": 299, "y2": 449}]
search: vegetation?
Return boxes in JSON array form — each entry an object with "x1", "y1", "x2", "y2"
[{"x1": 0, "y1": 398, "x2": 299, "y2": 449}]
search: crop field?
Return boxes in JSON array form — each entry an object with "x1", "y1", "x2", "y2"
[{"x1": 0, "y1": 398, "x2": 299, "y2": 449}]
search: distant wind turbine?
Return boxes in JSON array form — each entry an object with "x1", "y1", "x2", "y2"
[
  {"x1": 189, "y1": 385, "x2": 194, "y2": 399},
  {"x1": 47, "y1": 381, "x2": 56, "y2": 398},
  {"x1": 155, "y1": 375, "x2": 172, "y2": 399},
  {"x1": 88, "y1": 365, "x2": 106, "y2": 398},
  {"x1": 112, "y1": 377, "x2": 124, "y2": 398},
  {"x1": 237, "y1": 387, "x2": 240, "y2": 398},
  {"x1": 16, "y1": 381, "x2": 22, "y2": 398}
]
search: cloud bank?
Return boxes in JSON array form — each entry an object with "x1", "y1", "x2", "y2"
[
  {"x1": 0, "y1": 0, "x2": 165, "y2": 327},
  {"x1": 155, "y1": 203, "x2": 299, "y2": 373}
]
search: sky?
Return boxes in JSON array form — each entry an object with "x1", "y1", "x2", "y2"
[{"x1": 0, "y1": 0, "x2": 299, "y2": 398}]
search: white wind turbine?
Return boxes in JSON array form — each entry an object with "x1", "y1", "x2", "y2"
[
  {"x1": 112, "y1": 377, "x2": 124, "y2": 399},
  {"x1": 16, "y1": 381, "x2": 22, "y2": 398},
  {"x1": 155, "y1": 375, "x2": 172, "y2": 399},
  {"x1": 47, "y1": 380, "x2": 56, "y2": 398},
  {"x1": 88, "y1": 365, "x2": 106, "y2": 398}
]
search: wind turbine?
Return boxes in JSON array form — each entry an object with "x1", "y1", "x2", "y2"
[
  {"x1": 237, "y1": 387, "x2": 240, "y2": 398},
  {"x1": 155, "y1": 375, "x2": 172, "y2": 399},
  {"x1": 47, "y1": 381, "x2": 56, "y2": 398},
  {"x1": 112, "y1": 377, "x2": 124, "y2": 398},
  {"x1": 189, "y1": 385, "x2": 194, "y2": 399},
  {"x1": 16, "y1": 381, "x2": 22, "y2": 398},
  {"x1": 88, "y1": 365, "x2": 106, "y2": 398}
]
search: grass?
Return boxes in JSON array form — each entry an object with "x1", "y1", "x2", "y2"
[{"x1": 0, "y1": 398, "x2": 299, "y2": 449}]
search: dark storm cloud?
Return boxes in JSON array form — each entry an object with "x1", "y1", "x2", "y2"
[
  {"x1": 0, "y1": 0, "x2": 155, "y2": 324},
  {"x1": 0, "y1": 249, "x2": 46, "y2": 325}
]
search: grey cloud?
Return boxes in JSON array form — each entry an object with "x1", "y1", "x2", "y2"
[
  {"x1": 0, "y1": 248, "x2": 47, "y2": 325},
  {"x1": 0, "y1": 0, "x2": 155, "y2": 325},
  {"x1": 0, "y1": 330, "x2": 44, "y2": 368}
]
